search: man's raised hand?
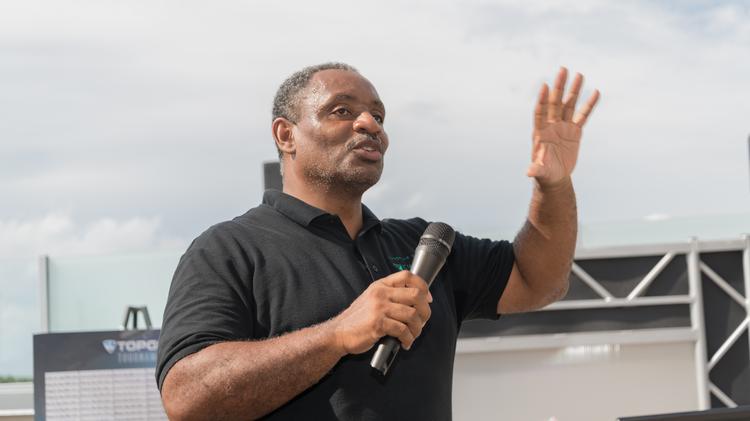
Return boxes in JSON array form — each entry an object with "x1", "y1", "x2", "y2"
[{"x1": 527, "y1": 67, "x2": 600, "y2": 186}]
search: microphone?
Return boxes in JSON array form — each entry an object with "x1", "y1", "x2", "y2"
[{"x1": 370, "y1": 222, "x2": 456, "y2": 375}]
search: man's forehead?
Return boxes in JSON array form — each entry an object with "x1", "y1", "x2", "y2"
[{"x1": 306, "y1": 69, "x2": 382, "y2": 105}]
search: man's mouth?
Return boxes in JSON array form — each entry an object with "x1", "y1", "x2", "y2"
[{"x1": 350, "y1": 138, "x2": 384, "y2": 161}]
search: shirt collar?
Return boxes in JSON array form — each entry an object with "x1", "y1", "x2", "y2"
[{"x1": 262, "y1": 189, "x2": 382, "y2": 234}]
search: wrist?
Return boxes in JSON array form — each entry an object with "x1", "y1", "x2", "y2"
[
  {"x1": 535, "y1": 176, "x2": 573, "y2": 193},
  {"x1": 319, "y1": 317, "x2": 348, "y2": 358}
]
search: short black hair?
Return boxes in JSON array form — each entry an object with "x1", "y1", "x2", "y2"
[
  {"x1": 272, "y1": 62, "x2": 359, "y2": 123},
  {"x1": 271, "y1": 63, "x2": 359, "y2": 160}
]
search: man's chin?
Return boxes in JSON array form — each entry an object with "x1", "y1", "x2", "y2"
[
  {"x1": 331, "y1": 164, "x2": 381, "y2": 194},
  {"x1": 342, "y1": 172, "x2": 382, "y2": 194},
  {"x1": 304, "y1": 163, "x2": 383, "y2": 195}
]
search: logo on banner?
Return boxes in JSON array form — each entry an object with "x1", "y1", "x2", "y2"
[
  {"x1": 101, "y1": 338, "x2": 158, "y2": 364},
  {"x1": 102, "y1": 339, "x2": 118, "y2": 354},
  {"x1": 101, "y1": 339, "x2": 158, "y2": 353}
]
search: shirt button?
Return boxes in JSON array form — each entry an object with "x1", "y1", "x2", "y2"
[{"x1": 371, "y1": 264, "x2": 379, "y2": 273}]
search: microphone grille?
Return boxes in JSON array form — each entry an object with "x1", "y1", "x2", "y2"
[{"x1": 418, "y1": 222, "x2": 456, "y2": 252}]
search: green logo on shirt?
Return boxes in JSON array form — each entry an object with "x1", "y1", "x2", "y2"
[{"x1": 390, "y1": 256, "x2": 412, "y2": 271}]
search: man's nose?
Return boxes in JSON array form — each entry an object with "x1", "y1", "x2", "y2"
[{"x1": 352, "y1": 112, "x2": 381, "y2": 135}]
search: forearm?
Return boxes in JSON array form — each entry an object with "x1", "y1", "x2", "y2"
[
  {"x1": 513, "y1": 176, "x2": 577, "y2": 303},
  {"x1": 162, "y1": 320, "x2": 345, "y2": 421}
]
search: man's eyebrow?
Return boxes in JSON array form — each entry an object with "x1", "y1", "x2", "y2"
[{"x1": 331, "y1": 94, "x2": 385, "y2": 110}]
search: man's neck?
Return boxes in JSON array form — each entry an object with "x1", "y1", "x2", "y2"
[{"x1": 283, "y1": 184, "x2": 364, "y2": 240}]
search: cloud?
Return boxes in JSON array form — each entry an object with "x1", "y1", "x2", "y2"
[
  {"x1": 0, "y1": 213, "x2": 185, "y2": 258},
  {"x1": 643, "y1": 213, "x2": 672, "y2": 222},
  {"x1": 0, "y1": 0, "x2": 748, "y2": 249}
]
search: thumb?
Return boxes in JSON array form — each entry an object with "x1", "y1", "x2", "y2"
[
  {"x1": 527, "y1": 141, "x2": 548, "y2": 179},
  {"x1": 526, "y1": 161, "x2": 547, "y2": 179}
]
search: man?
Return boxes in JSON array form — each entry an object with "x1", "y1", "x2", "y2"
[{"x1": 157, "y1": 62, "x2": 599, "y2": 420}]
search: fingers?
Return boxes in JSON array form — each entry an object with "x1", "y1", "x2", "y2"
[
  {"x1": 379, "y1": 318, "x2": 416, "y2": 350},
  {"x1": 384, "y1": 303, "x2": 426, "y2": 349},
  {"x1": 381, "y1": 270, "x2": 424, "y2": 287},
  {"x1": 377, "y1": 271, "x2": 432, "y2": 349},
  {"x1": 538, "y1": 68, "x2": 598, "y2": 126},
  {"x1": 534, "y1": 84, "x2": 548, "y2": 130},
  {"x1": 547, "y1": 67, "x2": 567, "y2": 122},
  {"x1": 572, "y1": 89, "x2": 600, "y2": 127},
  {"x1": 562, "y1": 73, "x2": 583, "y2": 121},
  {"x1": 381, "y1": 271, "x2": 432, "y2": 321},
  {"x1": 389, "y1": 287, "x2": 432, "y2": 321},
  {"x1": 381, "y1": 270, "x2": 432, "y2": 302}
]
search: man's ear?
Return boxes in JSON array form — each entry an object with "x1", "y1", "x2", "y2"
[{"x1": 272, "y1": 117, "x2": 296, "y2": 157}]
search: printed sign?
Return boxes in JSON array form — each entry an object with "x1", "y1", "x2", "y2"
[{"x1": 33, "y1": 329, "x2": 165, "y2": 421}]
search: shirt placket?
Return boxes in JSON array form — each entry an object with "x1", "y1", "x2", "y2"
[{"x1": 354, "y1": 229, "x2": 392, "y2": 283}]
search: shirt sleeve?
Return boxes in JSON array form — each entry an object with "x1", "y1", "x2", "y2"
[
  {"x1": 447, "y1": 231, "x2": 515, "y2": 322},
  {"x1": 155, "y1": 225, "x2": 255, "y2": 392}
]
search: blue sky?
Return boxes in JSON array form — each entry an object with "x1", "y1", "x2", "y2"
[{"x1": 1, "y1": 0, "x2": 749, "y2": 258}]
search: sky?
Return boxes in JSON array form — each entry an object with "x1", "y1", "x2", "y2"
[
  {"x1": 1, "y1": 0, "x2": 749, "y2": 259},
  {"x1": 1, "y1": 0, "x2": 750, "y2": 380}
]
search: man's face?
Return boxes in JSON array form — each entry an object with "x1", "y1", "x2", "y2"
[{"x1": 290, "y1": 69, "x2": 389, "y2": 194}]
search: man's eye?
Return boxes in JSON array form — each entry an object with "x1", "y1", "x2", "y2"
[
  {"x1": 333, "y1": 108, "x2": 351, "y2": 116},
  {"x1": 373, "y1": 115, "x2": 384, "y2": 124}
]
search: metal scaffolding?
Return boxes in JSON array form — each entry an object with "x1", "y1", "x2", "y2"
[{"x1": 458, "y1": 235, "x2": 750, "y2": 410}]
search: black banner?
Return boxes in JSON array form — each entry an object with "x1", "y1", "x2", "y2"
[{"x1": 33, "y1": 329, "x2": 165, "y2": 420}]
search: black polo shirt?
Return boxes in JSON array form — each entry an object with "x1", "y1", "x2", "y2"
[{"x1": 157, "y1": 190, "x2": 514, "y2": 420}]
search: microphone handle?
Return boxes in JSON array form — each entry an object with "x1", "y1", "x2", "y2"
[
  {"x1": 370, "y1": 246, "x2": 447, "y2": 375},
  {"x1": 370, "y1": 336, "x2": 401, "y2": 376}
]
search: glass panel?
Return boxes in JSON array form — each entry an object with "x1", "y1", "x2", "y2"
[
  {"x1": 580, "y1": 212, "x2": 750, "y2": 248},
  {"x1": 0, "y1": 257, "x2": 39, "y2": 380},
  {"x1": 48, "y1": 251, "x2": 181, "y2": 332}
]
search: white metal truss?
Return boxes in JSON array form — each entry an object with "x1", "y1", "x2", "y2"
[
  {"x1": 548, "y1": 239, "x2": 715, "y2": 409},
  {"x1": 570, "y1": 238, "x2": 750, "y2": 410},
  {"x1": 697, "y1": 237, "x2": 750, "y2": 409},
  {"x1": 688, "y1": 239, "x2": 711, "y2": 409},
  {"x1": 708, "y1": 383, "x2": 737, "y2": 408},
  {"x1": 569, "y1": 262, "x2": 614, "y2": 300},
  {"x1": 487, "y1": 235, "x2": 750, "y2": 411},
  {"x1": 627, "y1": 252, "x2": 676, "y2": 300},
  {"x1": 544, "y1": 250, "x2": 684, "y2": 312}
]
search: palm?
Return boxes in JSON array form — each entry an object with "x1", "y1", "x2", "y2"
[{"x1": 528, "y1": 68, "x2": 599, "y2": 186}]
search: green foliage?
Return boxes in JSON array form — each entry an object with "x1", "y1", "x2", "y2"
[{"x1": 0, "y1": 375, "x2": 32, "y2": 383}]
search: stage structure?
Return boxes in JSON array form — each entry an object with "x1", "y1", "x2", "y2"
[{"x1": 459, "y1": 235, "x2": 750, "y2": 414}]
